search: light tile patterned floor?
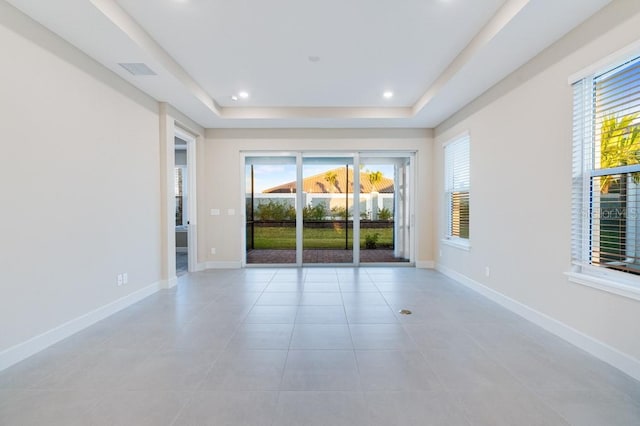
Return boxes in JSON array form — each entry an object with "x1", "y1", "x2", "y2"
[
  {"x1": 1, "y1": 267, "x2": 639, "y2": 425},
  {"x1": 176, "y1": 252, "x2": 188, "y2": 277}
]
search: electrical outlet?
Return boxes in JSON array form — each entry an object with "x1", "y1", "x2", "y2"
[
  {"x1": 123, "y1": 273, "x2": 128, "y2": 284},
  {"x1": 117, "y1": 274, "x2": 123, "y2": 286},
  {"x1": 439, "y1": 249, "x2": 442, "y2": 257},
  {"x1": 485, "y1": 266, "x2": 491, "y2": 277},
  {"x1": 211, "y1": 248, "x2": 216, "y2": 255}
]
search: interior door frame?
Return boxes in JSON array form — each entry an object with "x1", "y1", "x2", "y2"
[
  {"x1": 159, "y1": 104, "x2": 203, "y2": 287},
  {"x1": 175, "y1": 126, "x2": 198, "y2": 273}
]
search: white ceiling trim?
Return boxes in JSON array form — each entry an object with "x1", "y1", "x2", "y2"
[
  {"x1": 89, "y1": 0, "x2": 528, "y2": 123},
  {"x1": 412, "y1": 0, "x2": 530, "y2": 115},
  {"x1": 90, "y1": 0, "x2": 221, "y2": 116},
  {"x1": 221, "y1": 107, "x2": 413, "y2": 120}
]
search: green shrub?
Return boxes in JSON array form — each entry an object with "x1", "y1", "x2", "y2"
[
  {"x1": 364, "y1": 232, "x2": 380, "y2": 249},
  {"x1": 255, "y1": 200, "x2": 295, "y2": 221},
  {"x1": 378, "y1": 207, "x2": 393, "y2": 221},
  {"x1": 303, "y1": 204, "x2": 327, "y2": 220},
  {"x1": 330, "y1": 206, "x2": 347, "y2": 220}
]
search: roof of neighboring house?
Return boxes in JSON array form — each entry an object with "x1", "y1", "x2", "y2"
[{"x1": 263, "y1": 167, "x2": 394, "y2": 194}]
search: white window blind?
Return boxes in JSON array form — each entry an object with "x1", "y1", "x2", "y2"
[
  {"x1": 572, "y1": 55, "x2": 640, "y2": 278},
  {"x1": 444, "y1": 135, "x2": 470, "y2": 239}
]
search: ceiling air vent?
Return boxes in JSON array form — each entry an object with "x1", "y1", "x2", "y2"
[{"x1": 118, "y1": 63, "x2": 156, "y2": 76}]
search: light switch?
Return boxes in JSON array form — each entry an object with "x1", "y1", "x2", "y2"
[
  {"x1": 227, "y1": 209, "x2": 235, "y2": 216},
  {"x1": 210, "y1": 209, "x2": 220, "y2": 216}
]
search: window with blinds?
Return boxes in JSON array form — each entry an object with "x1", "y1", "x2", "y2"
[
  {"x1": 444, "y1": 134, "x2": 470, "y2": 240},
  {"x1": 572, "y1": 55, "x2": 640, "y2": 278}
]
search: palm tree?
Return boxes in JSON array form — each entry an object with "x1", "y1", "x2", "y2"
[
  {"x1": 367, "y1": 170, "x2": 383, "y2": 192},
  {"x1": 599, "y1": 113, "x2": 640, "y2": 193},
  {"x1": 324, "y1": 171, "x2": 337, "y2": 192}
]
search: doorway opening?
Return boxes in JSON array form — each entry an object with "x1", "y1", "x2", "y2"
[
  {"x1": 173, "y1": 127, "x2": 197, "y2": 276},
  {"x1": 175, "y1": 138, "x2": 188, "y2": 276},
  {"x1": 243, "y1": 152, "x2": 414, "y2": 266}
]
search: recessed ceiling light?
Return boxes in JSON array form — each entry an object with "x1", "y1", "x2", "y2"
[
  {"x1": 383, "y1": 91, "x2": 394, "y2": 99},
  {"x1": 238, "y1": 91, "x2": 249, "y2": 99},
  {"x1": 231, "y1": 95, "x2": 238, "y2": 101},
  {"x1": 308, "y1": 56, "x2": 321, "y2": 63}
]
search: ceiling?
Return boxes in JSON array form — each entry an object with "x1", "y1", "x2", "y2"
[{"x1": 7, "y1": 0, "x2": 612, "y2": 128}]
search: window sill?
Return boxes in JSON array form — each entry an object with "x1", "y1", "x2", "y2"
[
  {"x1": 566, "y1": 271, "x2": 640, "y2": 302},
  {"x1": 441, "y1": 238, "x2": 471, "y2": 251}
]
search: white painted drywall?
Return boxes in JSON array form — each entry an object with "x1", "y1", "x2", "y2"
[
  {"x1": 434, "y1": 0, "x2": 640, "y2": 360},
  {"x1": 0, "y1": 3, "x2": 161, "y2": 353}
]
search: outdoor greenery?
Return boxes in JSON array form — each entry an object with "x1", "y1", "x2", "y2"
[
  {"x1": 248, "y1": 200, "x2": 394, "y2": 224},
  {"x1": 254, "y1": 200, "x2": 295, "y2": 221},
  {"x1": 303, "y1": 204, "x2": 328, "y2": 220},
  {"x1": 367, "y1": 170, "x2": 383, "y2": 190},
  {"x1": 330, "y1": 206, "x2": 348, "y2": 220},
  {"x1": 251, "y1": 226, "x2": 393, "y2": 249},
  {"x1": 599, "y1": 113, "x2": 640, "y2": 193},
  {"x1": 247, "y1": 167, "x2": 395, "y2": 250},
  {"x1": 324, "y1": 171, "x2": 338, "y2": 192},
  {"x1": 594, "y1": 113, "x2": 640, "y2": 264},
  {"x1": 378, "y1": 206, "x2": 393, "y2": 221},
  {"x1": 364, "y1": 232, "x2": 380, "y2": 249}
]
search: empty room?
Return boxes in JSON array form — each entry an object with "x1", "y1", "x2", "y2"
[{"x1": 1, "y1": 0, "x2": 640, "y2": 424}]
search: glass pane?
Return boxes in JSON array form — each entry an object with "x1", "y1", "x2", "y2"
[
  {"x1": 174, "y1": 167, "x2": 184, "y2": 227},
  {"x1": 451, "y1": 191, "x2": 470, "y2": 239},
  {"x1": 245, "y1": 156, "x2": 297, "y2": 264},
  {"x1": 302, "y1": 158, "x2": 353, "y2": 264},
  {"x1": 359, "y1": 157, "x2": 411, "y2": 263},
  {"x1": 593, "y1": 57, "x2": 640, "y2": 172},
  {"x1": 591, "y1": 173, "x2": 640, "y2": 274}
]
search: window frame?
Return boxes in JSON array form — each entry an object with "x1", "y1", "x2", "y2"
[
  {"x1": 443, "y1": 132, "x2": 471, "y2": 250},
  {"x1": 569, "y1": 44, "x2": 640, "y2": 301}
]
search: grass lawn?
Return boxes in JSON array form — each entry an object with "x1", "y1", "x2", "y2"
[{"x1": 250, "y1": 226, "x2": 393, "y2": 249}]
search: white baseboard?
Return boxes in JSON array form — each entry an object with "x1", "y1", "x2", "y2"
[
  {"x1": 161, "y1": 276, "x2": 178, "y2": 289},
  {"x1": 436, "y1": 264, "x2": 640, "y2": 382},
  {"x1": 205, "y1": 261, "x2": 242, "y2": 269},
  {"x1": 416, "y1": 260, "x2": 436, "y2": 269},
  {"x1": 0, "y1": 281, "x2": 162, "y2": 372},
  {"x1": 195, "y1": 262, "x2": 207, "y2": 272}
]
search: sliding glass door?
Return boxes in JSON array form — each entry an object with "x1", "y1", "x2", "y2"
[
  {"x1": 243, "y1": 152, "x2": 414, "y2": 266},
  {"x1": 245, "y1": 156, "x2": 297, "y2": 265},
  {"x1": 359, "y1": 156, "x2": 412, "y2": 264},
  {"x1": 302, "y1": 156, "x2": 354, "y2": 264}
]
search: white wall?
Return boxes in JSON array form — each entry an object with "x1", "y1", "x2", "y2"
[
  {"x1": 435, "y1": 0, "x2": 640, "y2": 364},
  {"x1": 0, "y1": 3, "x2": 162, "y2": 358},
  {"x1": 201, "y1": 129, "x2": 434, "y2": 266}
]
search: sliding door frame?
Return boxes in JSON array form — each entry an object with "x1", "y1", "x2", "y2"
[{"x1": 240, "y1": 150, "x2": 414, "y2": 267}]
